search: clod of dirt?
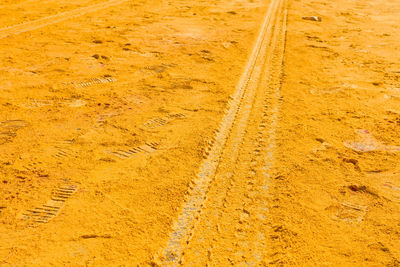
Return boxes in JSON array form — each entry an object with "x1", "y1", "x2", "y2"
[
  {"x1": 348, "y1": 185, "x2": 380, "y2": 198},
  {"x1": 222, "y1": 42, "x2": 231, "y2": 49},
  {"x1": 343, "y1": 158, "x2": 358, "y2": 165},
  {"x1": 202, "y1": 56, "x2": 214, "y2": 62},
  {"x1": 302, "y1": 16, "x2": 322, "y2": 22},
  {"x1": 348, "y1": 185, "x2": 366, "y2": 192},
  {"x1": 93, "y1": 40, "x2": 103, "y2": 44},
  {"x1": 243, "y1": 208, "x2": 250, "y2": 215},
  {"x1": 368, "y1": 242, "x2": 390, "y2": 253},
  {"x1": 92, "y1": 54, "x2": 100, "y2": 59},
  {"x1": 316, "y1": 137, "x2": 325, "y2": 143},
  {"x1": 150, "y1": 257, "x2": 162, "y2": 267}
]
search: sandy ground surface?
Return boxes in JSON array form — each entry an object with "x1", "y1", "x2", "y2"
[{"x1": 0, "y1": 0, "x2": 399, "y2": 265}]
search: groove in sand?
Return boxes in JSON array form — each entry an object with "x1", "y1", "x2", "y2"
[
  {"x1": 0, "y1": 0, "x2": 128, "y2": 39},
  {"x1": 158, "y1": 0, "x2": 285, "y2": 264}
]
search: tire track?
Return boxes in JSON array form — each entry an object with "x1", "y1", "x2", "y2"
[
  {"x1": 156, "y1": 0, "x2": 285, "y2": 265},
  {"x1": 0, "y1": 0, "x2": 129, "y2": 40},
  {"x1": 248, "y1": 7, "x2": 288, "y2": 264},
  {"x1": 181, "y1": 3, "x2": 287, "y2": 266}
]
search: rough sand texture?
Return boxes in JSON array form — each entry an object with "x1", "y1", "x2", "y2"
[{"x1": 0, "y1": 0, "x2": 399, "y2": 265}]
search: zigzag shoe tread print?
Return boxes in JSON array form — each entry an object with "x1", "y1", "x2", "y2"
[
  {"x1": 52, "y1": 147, "x2": 73, "y2": 159},
  {"x1": 143, "y1": 113, "x2": 186, "y2": 129},
  {"x1": 18, "y1": 184, "x2": 78, "y2": 224},
  {"x1": 109, "y1": 142, "x2": 159, "y2": 159},
  {"x1": 66, "y1": 77, "x2": 117, "y2": 89}
]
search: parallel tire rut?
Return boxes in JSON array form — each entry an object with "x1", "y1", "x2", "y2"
[
  {"x1": 182, "y1": 4, "x2": 288, "y2": 266},
  {"x1": 156, "y1": 0, "x2": 287, "y2": 265}
]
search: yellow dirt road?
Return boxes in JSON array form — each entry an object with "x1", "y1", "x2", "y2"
[{"x1": 1, "y1": 0, "x2": 400, "y2": 265}]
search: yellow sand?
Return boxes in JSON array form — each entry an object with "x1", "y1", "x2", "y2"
[{"x1": 0, "y1": 0, "x2": 399, "y2": 265}]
